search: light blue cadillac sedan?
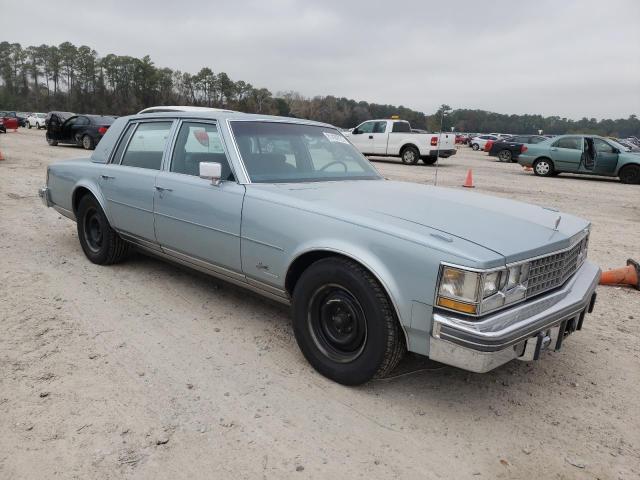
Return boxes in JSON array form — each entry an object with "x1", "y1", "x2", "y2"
[{"x1": 39, "y1": 109, "x2": 600, "y2": 385}]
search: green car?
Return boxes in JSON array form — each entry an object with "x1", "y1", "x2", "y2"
[{"x1": 518, "y1": 134, "x2": 640, "y2": 184}]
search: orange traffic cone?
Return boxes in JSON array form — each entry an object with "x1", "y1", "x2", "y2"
[
  {"x1": 599, "y1": 259, "x2": 639, "y2": 290},
  {"x1": 523, "y1": 165, "x2": 532, "y2": 172},
  {"x1": 463, "y1": 169, "x2": 474, "y2": 188},
  {"x1": 0, "y1": 150, "x2": 4, "y2": 161}
]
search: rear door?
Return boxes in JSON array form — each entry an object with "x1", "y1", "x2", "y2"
[
  {"x1": 100, "y1": 120, "x2": 175, "y2": 245},
  {"x1": 592, "y1": 138, "x2": 619, "y2": 175},
  {"x1": 372, "y1": 121, "x2": 390, "y2": 155},
  {"x1": 550, "y1": 136, "x2": 583, "y2": 172},
  {"x1": 153, "y1": 120, "x2": 244, "y2": 276},
  {"x1": 349, "y1": 121, "x2": 375, "y2": 154}
]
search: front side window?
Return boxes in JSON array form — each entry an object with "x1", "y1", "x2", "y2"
[
  {"x1": 231, "y1": 121, "x2": 381, "y2": 183},
  {"x1": 120, "y1": 121, "x2": 173, "y2": 170},
  {"x1": 553, "y1": 136, "x2": 581, "y2": 150},
  {"x1": 373, "y1": 121, "x2": 387, "y2": 133},
  {"x1": 171, "y1": 122, "x2": 234, "y2": 180},
  {"x1": 593, "y1": 138, "x2": 615, "y2": 153},
  {"x1": 355, "y1": 122, "x2": 375, "y2": 134}
]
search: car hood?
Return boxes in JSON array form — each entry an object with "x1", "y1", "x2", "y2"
[{"x1": 255, "y1": 180, "x2": 589, "y2": 264}]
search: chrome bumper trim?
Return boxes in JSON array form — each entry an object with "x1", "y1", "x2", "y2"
[
  {"x1": 429, "y1": 261, "x2": 600, "y2": 372},
  {"x1": 38, "y1": 186, "x2": 52, "y2": 207}
]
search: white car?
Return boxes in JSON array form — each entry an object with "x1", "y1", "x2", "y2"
[
  {"x1": 27, "y1": 112, "x2": 47, "y2": 129},
  {"x1": 470, "y1": 134, "x2": 499, "y2": 151},
  {"x1": 343, "y1": 119, "x2": 457, "y2": 165}
]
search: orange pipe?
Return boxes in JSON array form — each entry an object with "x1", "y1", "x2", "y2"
[{"x1": 599, "y1": 259, "x2": 639, "y2": 290}]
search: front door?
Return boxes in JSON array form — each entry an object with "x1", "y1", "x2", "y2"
[
  {"x1": 349, "y1": 121, "x2": 375, "y2": 154},
  {"x1": 153, "y1": 120, "x2": 244, "y2": 276},
  {"x1": 101, "y1": 120, "x2": 174, "y2": 244},
  {"x1": 550, "y1": 136, "x2": 583, "y2": 172},
  {"x1": 592, "y1": 138, "x2": 619, "y2": 175}
]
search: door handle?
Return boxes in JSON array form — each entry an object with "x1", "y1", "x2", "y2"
[
  {"x1": 101, "y1": 174, "x2": 114, "y2": 180},
  {"x1": 155, "y1": 186, "x2": 173, "y2": 192},
  {"x1": 368, "y1": 135, "x2": 374, "y2": 139},
  {"x1": 550, "y1": 148, "x2": 558, "y2": 151}
]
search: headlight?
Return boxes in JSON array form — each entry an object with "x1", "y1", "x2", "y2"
[{"x1": 437, "y1": 262, "x2": 531, "y2": 317}]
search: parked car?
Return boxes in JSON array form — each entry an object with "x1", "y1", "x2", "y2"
[
  {"x1": 0, "y1": 111, "x2": 20, "y2": 131},
  {"x1": 46, "y1": 113, "x2": 116, "y2": 150},
  {"x1": 0, "y1": 118, "x2": 5, "y2": 133},
  {"x1": 16, "y1": 112, "x2": 29, "y2": 127},
  {"x1": 488, "y1": 135, "x2": 547, "y2": 162},
  {"x1": 518, "y1": 135, "x2": 640, "y2": 184},
  {"x1": 39, "y1": 109, "x2": 600, "y2": 385},
  {"x1": 612, "y1": 138, "x2": 640, "y2": 152},
  {"x1": 470, "y1": 134, "x2": 498, "y2": 151},
  {"x1": 343, "y1": 119, "x2": 456, "y2": 164},
  {"x1": 27, "y1": 112, "x2": 47, "y2": 129}
]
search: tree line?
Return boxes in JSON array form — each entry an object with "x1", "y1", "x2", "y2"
[{"x1": 1, "y1": 41, "x2": 638, "y2": 137}]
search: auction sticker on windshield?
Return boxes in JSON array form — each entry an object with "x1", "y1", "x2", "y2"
[{"x1": 323, "y1": 132, "x2": 350, "y2": 144}]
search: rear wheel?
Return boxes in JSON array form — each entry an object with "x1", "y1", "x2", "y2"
[
  {"x1": 77, "y1": 195, "x2": 129, "y2": 265},
  {"x1": 46, "y1": 135, "x2": 58, "y2": 146},
  {"x1": 28, "y1": 123, "x2": 32, "y2": 129},
  {"x1": 422, "y1": 156, "x2": 437, "y2": 165},
  {"x1": 497, "y1": 149, "x2": 512, "y2": 162},
  {"x1": 619, "y1": 164, "x2": 640, "y2": 184},
  {"x1": 401, "y1": 146, "x2": 419, "y2": 165},
  {"x1": 533, "y1": 158, "x2": 554, "y2": 177},
  {"x1": 82, "y1": 135, "x2": 95, "y2": 150},
  {"x1": 292, "y1": 257, "x2": 405, "y2": 385}
]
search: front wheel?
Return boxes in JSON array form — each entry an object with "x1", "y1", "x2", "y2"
[
  {"x1": 292, "y1": 257, "x2": 405, "y2": 385},
  {"x1": 28, "y1": 123, "x2": 32, "y2": 129},
  {"x1": 46, "y1": 135, "x2": 58, "y2": 146},
  {"x1": 77, "y1": 195, "x2": 129, "y2": 265},
  {"x1": 401, "y1": 146, "x2": 419, "y2": 165},
  {"x1": 533, "y1": 158, "x2": 554, "y2": 177},
  {"x1": 471, "y1": 143, "x2": 480, "y2": 151},
  {"x1": 619, "y1": 164, "x2": 640, "y2": 184}
]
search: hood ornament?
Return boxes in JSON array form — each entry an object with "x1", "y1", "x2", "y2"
[{"x1": 554, "y1": 215, "x2": 562, "y2": 231}]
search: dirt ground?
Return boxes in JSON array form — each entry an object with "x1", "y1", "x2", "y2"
[{"x1": 1, "y1": 128, "x2": 639, "y2": 480}]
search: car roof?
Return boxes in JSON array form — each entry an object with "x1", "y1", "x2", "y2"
[
  {"x1": 138, "y1": 106, "x2": 236, "y2": 114},
  {"x1": 125, "y1": 108, "x2": 334, "y2": 128}
]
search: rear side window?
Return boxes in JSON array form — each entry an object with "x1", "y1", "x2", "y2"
[
  {"x1": 553, "y1": 137, "x2": 581, "y2": 150},
  {"x1": 120, "y1": 122, "x2": 173, "y2": 170},
  {"x1": 391, "y1": 122, "x2": 410, "y2": 133},
  {"x1": 171, "y1": 122, "x2": 234, "y2": 180}
]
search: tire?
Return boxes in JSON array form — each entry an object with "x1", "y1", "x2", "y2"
[
  {"x1": 471, "y1": 143, "x2": 480, "y2": 151},
  {"x1": 76, "y1": 195, "x2": 129, "y2": 265},
  {"x1": 28, "y1": 123, "x2": 32, "y2": 129},
  {"x1": 46, "y1": 135, "x2": 58, "y2": 146},
  {"x1": 497, "y1": 149, "x2": 512, "y2": 162},
  {"x1": 422, "y1": 156, "x2": 437, "y2": 165},
  {"x1": 292, "y1": 257, "x2": 406, "y2": 385},
  {"x1": 82, "y1": 134, "x2": 95, "y2": 150},
  {"x1": 533, "y1": 158, "x2": 554, "y2": 177},
  {"x1": 619, "y1": 164, "x2": 640, "y2": 184},
  {"x1": 400, "y1": 146, "x2": 419, "y2": 165}
]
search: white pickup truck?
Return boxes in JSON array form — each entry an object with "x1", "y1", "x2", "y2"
[{"x1": 343, "y1": 119, "x2": 456, "y2": 165}]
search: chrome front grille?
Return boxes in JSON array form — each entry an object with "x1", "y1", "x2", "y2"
[{"x1": 526, "y1": 234, "x2": 589, "y2": 297}]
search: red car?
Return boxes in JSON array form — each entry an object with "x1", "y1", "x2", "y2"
[{"x1": 0, "y1": 111, "x2": 19, "y2": 131}]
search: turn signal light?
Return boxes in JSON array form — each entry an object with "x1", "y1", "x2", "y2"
[{"x1": 436, "y1": 297, "x2": 478, "y2": 314}]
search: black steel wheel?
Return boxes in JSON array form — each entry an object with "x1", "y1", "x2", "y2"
[
  {"x1": 76, "y1": 194, "x2": 129, "y2": 265},
  {"x1": 292, "y1": 257, "x2": 405, "y2": 385}
]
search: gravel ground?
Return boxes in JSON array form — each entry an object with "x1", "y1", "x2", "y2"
[{"x1": 1, "y1": 128, "x2": 639, "y2": 479}]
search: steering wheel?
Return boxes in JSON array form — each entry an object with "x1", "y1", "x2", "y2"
[{"x1": 319, "y1": 160, "x2": 348, "y2": 172}]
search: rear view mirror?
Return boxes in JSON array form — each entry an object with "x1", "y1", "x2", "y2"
[{"x1": 199, "y1": 162, "x2": 222, "y2": 185}]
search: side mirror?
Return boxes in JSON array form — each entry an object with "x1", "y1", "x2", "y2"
[
  {"x1": 199, "y1": 162, "x2": 222, "y2": 185},
  {"x1": 613, "y1": 148, "x2": 620, "y2": 154},
  {"x1": 352, "y1": 128, "x2": 360, "y2": 135}
]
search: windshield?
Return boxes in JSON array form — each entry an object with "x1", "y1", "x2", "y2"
[
  {"x1": 230, "y1": 121, "x2": 382, "y2": 183},
  {"x1": 608, "y1": 139, "x2": 631, "y2": 152}
]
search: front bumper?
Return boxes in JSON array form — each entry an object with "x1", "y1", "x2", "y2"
[
  {"x1": 39, "y1": 186, "x2": 53, "y2": 207},
  {"x1": 429, "y1": 260, "x2": 600, "y2": 373}
]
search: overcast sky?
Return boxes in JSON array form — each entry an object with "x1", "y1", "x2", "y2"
[{"x1": 3, "y1": 0, "x2": 639, "y2": 119}]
